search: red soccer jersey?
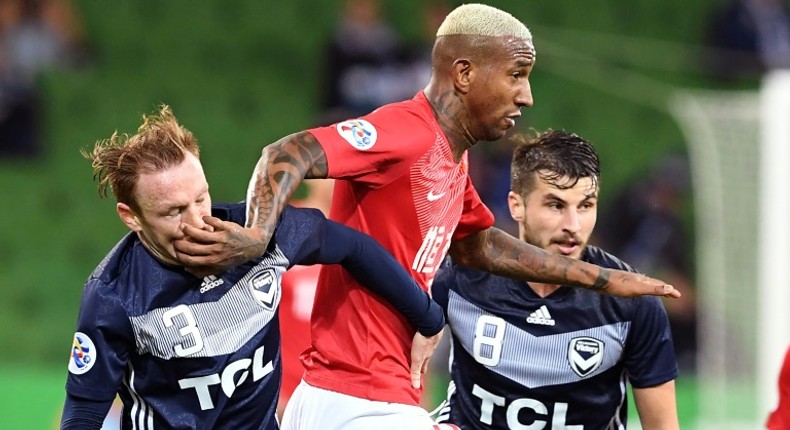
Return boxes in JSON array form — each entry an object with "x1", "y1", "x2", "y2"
[
  {"x1": 301, "y1": 92, "x2": 494, "y2": 405},
  {"x1": 278, "y1": 264, "x2": 320, "y2": 404}
]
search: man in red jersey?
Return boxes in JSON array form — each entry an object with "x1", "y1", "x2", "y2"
[
  {"x1": 174, "y1": 4, "x2": 679, "y2": 428},
  {"x1": 767, "y1": 345, "x2": 790, "y2": 429}
]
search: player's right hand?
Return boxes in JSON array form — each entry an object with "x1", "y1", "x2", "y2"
[
  {"x1": 173, "y1": 216, "x2": 270, "y2": 277},
  {"x1": 410, "y1": 329, "x2": 444, "y2": 389},
  {"x1": 602, "y1": 269, "x2": 681, "y2": 298}
]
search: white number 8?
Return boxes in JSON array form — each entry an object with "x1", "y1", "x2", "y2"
[
  {"x1": 472, "y1": 315, "x2": 506, "y2": 366},
  {"x1": 162, "y1": 304, "x2": 205, "y2": 357}
]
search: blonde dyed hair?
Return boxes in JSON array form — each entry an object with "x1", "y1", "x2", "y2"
[
  {"x1": 83, "y1": 104, "x2": 199, "y2": 211},
  {"x1": 436, "y1": 3, "x2": 532, "y2": 42}
]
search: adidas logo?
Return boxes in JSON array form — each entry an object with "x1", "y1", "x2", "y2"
[
  {"x1": 526, "y1": 305, "x2": 555, "y2": 326},
  {"x1": 199, "y1": 275, "x2": 224, "y2": 293}
]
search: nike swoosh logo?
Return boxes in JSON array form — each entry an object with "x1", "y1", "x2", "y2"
[{"x1": 427, "y1": 190, "x2": 446, "y2": 201}]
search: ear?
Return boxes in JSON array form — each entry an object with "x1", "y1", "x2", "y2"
[
  {"x1": 452, "y1": 59, "x2": 473, "y2": 94},
  {"x1": 508, "y1": 191, "x2": 525, "y2": 222},
  {"x1": 117, "y1": 202, "x2": 143, "y2": 232}
]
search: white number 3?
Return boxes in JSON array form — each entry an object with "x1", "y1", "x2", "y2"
[
  {"x1": 162, "y1": 304, "x2": 205, "y2": 357},
  {"x1": 473, "y1": 315, "x2": 506, "y2": 366}
]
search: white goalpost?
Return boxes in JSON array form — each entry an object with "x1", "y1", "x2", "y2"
[
  {"x1": 669, "y1": 71, "x2": 790, "y2": 429},
  {"x1": 757, "y1": 71, "x2": 790, "y2": 425}
]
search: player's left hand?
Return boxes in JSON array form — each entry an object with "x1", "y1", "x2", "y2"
[
  {"x1": 410, "y1": 329, "x2": 444, "y2": 389},
  {"x1": 173, "y1": 216, "x2": 268, "y2": 277},
  {"x1": 603, "y1": 269, "x2": 681, "y2": 299}
]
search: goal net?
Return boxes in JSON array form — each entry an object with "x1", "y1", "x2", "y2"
[{"x1": 669, "y1": 71, "x2": 790, "y2": 429}]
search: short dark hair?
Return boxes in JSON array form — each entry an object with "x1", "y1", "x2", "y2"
[{"x1": 510, "y1": 129, "x2": 601, "y2": 196}]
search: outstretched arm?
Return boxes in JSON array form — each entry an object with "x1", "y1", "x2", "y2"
[
  {"x1": 174, "y1": 131, "x2": 328, "y2": 275},
  {"x1": 448, "y1": 227, "x2": 680, "y2": 298}
]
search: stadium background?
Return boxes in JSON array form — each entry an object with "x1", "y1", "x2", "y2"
[{"x1": 0, "y1": 0, "x2": 764, "y2": 427}]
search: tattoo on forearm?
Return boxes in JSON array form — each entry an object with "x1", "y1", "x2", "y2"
[
  {"x1": 462, "y1": 228, "x2": 610, "y2": 290},
  {"x1": 459, "y1": 228, "x2": 569, "y2": 284},
  {"x1": 246, "y1": 132, "x2": 327, "y2": 234},
  {"x1": 592, "y1": 269, "x2": 610, "y2": 290}
]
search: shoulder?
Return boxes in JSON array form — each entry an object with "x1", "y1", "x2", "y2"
[
  {"x1": 582, "y1": 246, "x2": 638, "y2": 273},
  {"x1": 366, "y1": 94, "x2": 438, "y2": 136},
  {"x1": 89, "y1": 232, "x2": 140, "y2": 286},
  {"x1": 436, "y1": 257, "x2": 493, "y2": 284},
  {"x1": 582, "y1": 246, "x2": 666, "y2": 308},
  {"x1": 434, "y1": 257, "x2": 506, "y2": 299}
]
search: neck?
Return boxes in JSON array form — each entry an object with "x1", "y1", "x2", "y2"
[{"x1": 424, "y1": 83, "x2": 475, "y2": 162}]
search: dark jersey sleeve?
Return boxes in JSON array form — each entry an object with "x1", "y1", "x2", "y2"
[
  {"x1": 624, "y1": 296, "x2": 679, "y2": 387},
  {"x1": 64, "y1": 278, "x2": 135, "y2": 402},
  {"x1": 431, "y1": 257, "x2": 455, "y2": 318},
  {"x1": 60, "y1": 394, "x2": 114, "y2": 430},
  {"x1": 274, "y1": 206, "x2": 445, "y2": 336},
  {"x1": 585, "y1": 247, "x2": 678, "y2": 388}
]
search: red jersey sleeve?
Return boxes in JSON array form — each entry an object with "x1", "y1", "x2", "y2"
[
  {"x1": 452, "y1": 175, "x2": 495, "y2": 240},
  {"x1": 308, "y1": 98, "x2": 436, "y2": 188}
]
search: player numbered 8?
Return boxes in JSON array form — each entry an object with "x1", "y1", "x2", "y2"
[
  {"x1": 472, "y1": 315, "x2": 506, "y2": 366},
  {"x1": 162, "y1": 304, "x2": 205, "y2": 357}
]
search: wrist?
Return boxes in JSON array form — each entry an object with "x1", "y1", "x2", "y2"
[{"x1": 592, "y1": 267, "x2": 610, "y2": 290}]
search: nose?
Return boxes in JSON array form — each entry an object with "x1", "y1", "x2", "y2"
[
  {"x1": 183, "y1": 206, "x2": 207, "y2": 229},
  {"x1": 562, "y1": 209, "x2": 581, "y2": 234},
  {"x1": 516, "y1": 79, "x2": 533, "y2": 108}
]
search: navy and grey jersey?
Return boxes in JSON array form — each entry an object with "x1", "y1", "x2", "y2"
[
  {"x1": 432, "y1": 246, "x2": 677, "y2": 430},
  {"x1": 64, "y1": 203, "x2": 443, "y2": 430}
]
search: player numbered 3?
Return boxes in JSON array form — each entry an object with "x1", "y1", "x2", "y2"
[{"x1": 162, "y1": 304, "x2": 205, "y2": 357}]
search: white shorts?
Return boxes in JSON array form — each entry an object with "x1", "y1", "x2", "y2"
[{"x1": 281, "y1": 379, "x2": 452, "y2": 430}]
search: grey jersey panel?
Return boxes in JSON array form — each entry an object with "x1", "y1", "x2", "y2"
[
  {"x1": 447, "y1": 289, "x2": 630, "y2": 388},
  {"x1": 130, "y1": 248, "x2": 288, "y2": 359}
]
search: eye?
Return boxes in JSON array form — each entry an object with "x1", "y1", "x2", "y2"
[{"x1": 164, "y1": 206, "x2": 185, "y2": 217}]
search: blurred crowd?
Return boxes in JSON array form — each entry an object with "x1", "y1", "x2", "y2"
[
  {"x1": 702, "y1": 0, "x2": 790, "y2": 80},
  {"x1": 0, "y1": 0, "x2": 90, "y2": 159}
]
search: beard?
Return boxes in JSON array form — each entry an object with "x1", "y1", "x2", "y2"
[{"x1": 522, "y1": 226, "x2": 587, "y2": 259}]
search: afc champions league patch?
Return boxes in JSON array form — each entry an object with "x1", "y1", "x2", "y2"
[
  {"x1": 336, "y1": 119, "x2": 377, "y2": 150},
  {"x1": 68, "y1": 332, "x2": 97, "y2": 375},
  {"x1": 249, "y1": 268, "x2": 280, "y2": 311},
  {"x1": 567, "y1": 336, "x2": 605, "y2": 378}
]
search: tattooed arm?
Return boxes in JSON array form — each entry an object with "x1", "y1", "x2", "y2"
[
  {"x1": 448, "y1": 227, "x2": 681, "y2": 298},
  {"x1": 173, "y1": 131, "x2": 328, "y2": 275}
]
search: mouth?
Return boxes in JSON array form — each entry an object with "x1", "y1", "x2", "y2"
[
  {"x1": 553, "y1": 241, "x2": 580, "y2": 256},
  {"x1": 505, "y1": 113, "x2": 521, "y2": 128}
]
